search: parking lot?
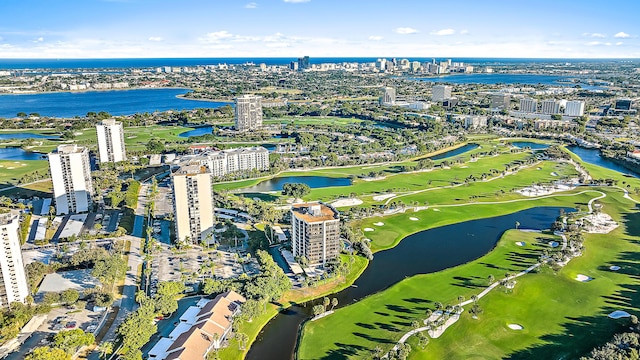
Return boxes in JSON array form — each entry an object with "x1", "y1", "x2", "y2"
[{"x1": 150, "y1": 244, "x2": 260, "y2": 293}]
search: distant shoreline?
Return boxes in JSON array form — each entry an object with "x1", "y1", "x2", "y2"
[{"x1": 0, "y1": 86, "x2": 191, "y2": 97}]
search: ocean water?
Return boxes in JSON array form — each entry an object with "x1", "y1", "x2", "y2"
[{"x1": 0, "y1": 57, "x2": 634, "y2": 70}]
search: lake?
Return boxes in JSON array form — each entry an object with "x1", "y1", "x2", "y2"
[
  {"x1": 247, "y1": 206, "x2": 571, "y2": 360},
  {"x1": 568, "y1": 146, "x2": 639, "y2": 178},
  {"x1": 178, "y1": 126, "x2": 213, "y2": 138},
  {"x1": 240, "y1": 176, "x2": 352, "y2": 192},
  {"x1": 429, "y1": 143, "x2": 479, "y2": 160},
  {"x1": 0, "y1": 132, "x2": 59, "y2": 140},
  {"x1": 511, "y1": 141, "x2": 549, "y2": 150},
  {"x1": 0, "y1": 88, "x2": 229, "y2": 118},
  {"x1": 0, "y1": 147, "x2": 46, "y2": 161}
]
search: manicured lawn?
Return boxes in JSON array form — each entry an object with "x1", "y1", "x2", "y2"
[
  {"x1": 299, "y1": 189, "x2": 640, "y2": 359},
  {"x1": 0, "y1": 160, "x2": 48, "y2": 187}
]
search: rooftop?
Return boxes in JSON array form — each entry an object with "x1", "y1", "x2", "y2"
[
  {"x1": 291, "y1": 202, "x2": 339, "y2": 223},
  {"x1": 54, "y1": 144, "x2": 86, "y2": 154},
  {"x1": 172, "y1": 164, "x2": 209, "y2": 176}
]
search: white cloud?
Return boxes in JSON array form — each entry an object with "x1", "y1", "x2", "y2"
[
  {"x1": 33, "y1": 37, "x2": 44, "y2": 43},
  {"x1": 459, "y1": 29, "x2": 469, "y2": 35},
  {"x1": 616, "y1": 41, "x2": 623, "y2": 46},
  {"x1": 368, "y1": 35, "x2": 383, "y2": 41},
  {"x1": 586, "y1": 41, "x2": 602, "y2": 46},
  {"x1": 283, "y1": 0, "x2": 309, "y2": 3},
  {"x1": 148, "y1": 36, "x2": 163, "y2": 42},
  {"x1": 614, "y1": 31, "x2": 630, "y2": 38},
  {"x1": 200, "y1": 31, "x2": 234, "y2": 43},
  {"x1": 244, "y1": 2, "x2": 257, "y2": 8},
  {"x1": 394, "y1": 27, "x2": 418, "y2": 35},
  {"x1": 431, "y1": 28, "x2": 456, "y2": 36},
  {"x1": 590, "y1": 33, "x2": 606, "y2": 38}
]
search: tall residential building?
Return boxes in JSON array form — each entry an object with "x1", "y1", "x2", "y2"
[
  {"x1": 432, "y1": 85, "x2": 452, "y2": 102},
  {"x1": 234, "y1": 95, "x2": 263, "y2": 132},
  {"x1": 565, "y1": 100, "x2": 585, "y2": 117},
  {"x1": 49, "y1": 144, "x2": 94, "y2": 215},
  {"x1": 291, "y1": 203, "x2": 340, "y2": 267},
  {"x1": 172, "y1": 164, "x2": 215, "y2": 245},
  {"x1": 541, "y1": 100, "x2": 561, "y2": 115},
  {"x1": 297, "y1": 56, "x2": 310, "y2": 70},
  {"x1": 519, "y1": 98, "x2": 538, "y2": 113},
  {"x1": 0, "y1": 211, "x2": 29, "y2": 307},
  {"x1": 96, "y1": 119, "x2": 126, "y2": 163},
  {"x1": 181, "y1": 146, "x2": 270, "y2": 178},
  {"x1": 380, "y1": 87, "x2": 396, "y2": 105},
  {"x1": 491, "y1": 93, "x2": 511, "y2": 109}
]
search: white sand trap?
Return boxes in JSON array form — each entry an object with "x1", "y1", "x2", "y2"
[
  {"x1": 460, "y1": 166, "x2": 468, "y2": 168},
  {"x1": 433, "y1": 208, "x2": 440, "y2": 212},
  {"x1": 331, "y1": 198, "x2": 363, "y2": 208},
  {"x1": 608, "y1": 310, "x2": 631, "y2": 319},
  {"x1": 127, "y1": 136, "x2": 137, "y2": 139},
  {"x1": 549, "y1": 241, "x2": 559, "y2": 248},
  {"x1": 364, "y1": 228, "x2": 374, "y2": 232},
  {"x1": 409, "y1": 217, "x2": 419, "y2": 221},
  {"x1": 537, "y1": 167, "x2": 542, "y2": 170},
  {"x1": 372, "y1": 193, "x2": 395, "y2": 201},
  {"x1": 550, "y1": 172, "x2": 558, "y2": 176},
  {"x1": 7, "y1": 167, "x2": 14, "y2": 169},
  {"x1": 374, "y1": 222, "x2": 384, "y2": 226},
  {"x1": 609, "y1": 265, "x2": 621, "y2": 271},
  {"x1": 516, "y1": 241, "x2": 526, "y2": 246},
  {"x1": 508, "y1": 324, "x2": 524, "y2": 330},
  {"x1": 576, "y1": 274, "x2": 593, "y2": 282}
]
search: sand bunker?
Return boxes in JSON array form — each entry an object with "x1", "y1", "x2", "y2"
[
  {"x1": 508, "y1": 324, "x2": 524, "y2": 330},
  {"x1": 409, "y1": 217, "x2": 419, "y2": 221},
  {"x1": 515, "y1": 241, "x2": 525, "y2": 246},
  {"x1": 331, "y1": 198, "x2": 363, "y2": 208},
  {"x1": 608, "y1": 310, "x2": 631, "y2": 319},
  {"x1": 516, "y1": 184, "x2": 574, "y2": 197},
  {"x1": 609, "y1": 265, "x2": 621, "y2": 271},
  {"x1": 372, "y1": 193, "x2": 395, "y2": 201},
  {"x1": 550, "y1": 172, "x2": 558, "y2": 176},
  {"x1": 579, "y1": 213, "x2": 619, "y2": 234},
  {"x1": 433, "y1": 208, "x2": 440, "y2": 212},
  {"x1": 374, "y1": 222, "x2": 384, "y2": 226},
  {"x1": 364, "y1": 228, "x2": 374, "y2": 232},
  {"x1": 549, "y1": 241, "x2": 559, "y2": 248},
  {"x1": 575, "y1": 274, "x2": 593, "y2": 282}
]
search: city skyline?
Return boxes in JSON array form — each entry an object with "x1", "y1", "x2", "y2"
[{"x1": 0, "y1": 0, "x2": 638, "y2": 59}]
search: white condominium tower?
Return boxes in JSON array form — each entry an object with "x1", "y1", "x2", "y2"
[
  {"x1": 96, "y1": 119, "x2": 126, "y2": 163},
  {"x1": 235, "y1": 95, "x2": 263, "y2": 131},
  {"x1": 519, "y1": 98, "x2": 538, "y2": 113},
  {"x1": 291, "y1": 202, "x2": 340, "y2": 267},
  {"x1": 541, "y1": 100, "x2": 561, "y2": 115},
  {"x1": 0, "y1": 211, "x2": 29, "y2": 307},
  {"x1": 380, "y1": 87, "x2": 396, "y2": 105},
  {"x1": 49, "y1": 144, "x2": 94, "y2": 215},
  {"x1": 432, "y1": 85, "x2": 452, "y2": 102},
  {"x1": 172, "y1": 164, "x2": 215, "y2": 245},
  {"x1": 565, "y1": 100, "x2": 585, "y2": 117}
]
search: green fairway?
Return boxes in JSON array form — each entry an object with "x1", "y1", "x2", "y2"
[
  {"x1": 0, "y1": 160, "x2": 48, "y2": 188},
  {"x1": 299, "y1": 189, "x2": 640, "y2": 359}
]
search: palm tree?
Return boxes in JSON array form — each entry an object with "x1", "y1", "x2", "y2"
[
  {"x1": 424, "y1": 309, "x2": 433, "y2": 321},
  {"x1": 411, "y1": 320, "x2": 420, "y2": 331},
  {"x1": 471, "y1": 294, "x2": 478, "y2": 304},
  {"x1": 515, "y1": 221, "x2": 520, "y2": 229},
  {"x1": 457, "y1": 295, "x2": 465, "y2": 306},
  {"x1": 487, "y1": 274, "x2": 495, "y2": 285},
  {"x1": 323, "y1": 297, "x2": 330, "y2": 311},
  {"x1": 434, "y1": 302, "x2": 443, "y2": 313},
  {"x1": 331, "y1": 297, "x2": 338, "y2": 311},
  {"x1": 99, "y1": 341, "x2": 113, "y2": 360},
  {"x1": 373, "y1": 345, "x2": 384, "y2": 360}
]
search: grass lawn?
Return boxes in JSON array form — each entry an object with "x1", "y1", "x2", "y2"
[
  {"x1": 0, "y1": 160, "x2": 48, "y2": 187},
  {"x1": 299, "y1": 188, "x2": 640, "y2": 359}
]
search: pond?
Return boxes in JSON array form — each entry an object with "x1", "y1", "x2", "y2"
[
  {"x1": 428, "y1": 143, "x2": 479, "y2": 160},
  {"x1": 568, "y1": 146, "x2": 639, "y2": 179},
  {"x1": 0, "y1": 147, "x2": 47, "y2": 160},
  {"x1": 240, "y1": 176, "x2": 352, "y2": 192},
  {"x1": 247, "y1": 206, "x2": 571, "y2": 360},
  {"x1": 511, "y1": 141, "x2": 549, "y2": 150},
  {"x1": 178, "y1": 126, "x2": 213, "y2": 138}
]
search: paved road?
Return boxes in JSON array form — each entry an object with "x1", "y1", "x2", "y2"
[{"x1": 88, "y1": 185, "x2": 148, "y2": 360}]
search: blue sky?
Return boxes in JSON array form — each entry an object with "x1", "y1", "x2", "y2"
[{"x1": 0, "y1": 0, "x2": 638, "y2": 58}]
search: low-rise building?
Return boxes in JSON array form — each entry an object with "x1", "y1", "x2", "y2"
[{"x1": 148, "y1": 291, "x2": 246, "y2": 360}]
